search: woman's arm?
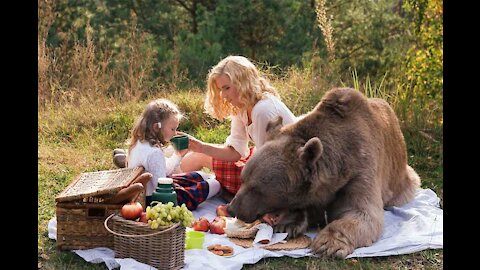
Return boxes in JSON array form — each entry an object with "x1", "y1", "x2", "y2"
[
  {"x1": 183, "y1": 114, "x2": 246, "y2": 162},
  {"x1": 188, "y1": 137, "x2": 241, "y2": 162}
]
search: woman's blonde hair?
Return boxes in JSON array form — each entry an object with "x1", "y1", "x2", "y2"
[
  {"x1": 204, "y1": 55, "x2": 279, "y2": 120},
  {"x1": 126, "y1": 98, "x2": 183, "y2": 156}
]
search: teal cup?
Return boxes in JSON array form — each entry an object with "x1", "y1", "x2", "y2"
[{"x1": 170, "y1": 135, "x2": 189, "y2": 150}]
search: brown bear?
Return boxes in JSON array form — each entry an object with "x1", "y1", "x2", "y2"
[{"x1": 227, "y1": 87, "x2": 421, "y2": 258}]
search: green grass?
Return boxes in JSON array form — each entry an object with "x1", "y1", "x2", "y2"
[
  {"x1": 38, "y1": 87, "x2": 443, "y2": 269},
  {"x1": 244, "y1": 249, "x2": 443, "y2": 269}
]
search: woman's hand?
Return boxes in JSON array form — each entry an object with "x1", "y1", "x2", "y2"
[
  {"x1": 176, "y1": 148, "x2": 189, "y2": 157},
  {"x1": 175, "y1": 131, "x2": 189, "y2": 136},
  {"x1": 187, "y1": 136, "x2": 204, "y2": 153},
  {"x1": 174, "y1": 131, "x2": 204, "y2": 153}
]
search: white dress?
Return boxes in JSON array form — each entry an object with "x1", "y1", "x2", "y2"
[{"x1": 127, "y1": 140, "x2": 182, "y2": 196}]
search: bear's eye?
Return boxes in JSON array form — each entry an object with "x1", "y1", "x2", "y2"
[{"x1": 247, "y1": 188, "x2": 262, "y2": 199}]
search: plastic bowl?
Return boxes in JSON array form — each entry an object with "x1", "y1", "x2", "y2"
[
  {"x1": 185, "y1": 230, "x2": 205, "y2": 250},
  {"x1": 170, "y1": 135, "x2": 189, "y2": 150}
]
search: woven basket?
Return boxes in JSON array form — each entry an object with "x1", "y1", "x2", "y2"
[
  {"x1": 56, "y1": 167, "x2": 144, "y2": 203},
  {"x1": 55, "y1": 167, "x2": 145, "y2": 250},
  {"x1": 104, "y1": 214, "x2": 185, "y2": 270}
]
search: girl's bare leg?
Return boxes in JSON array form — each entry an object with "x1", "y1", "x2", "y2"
[{"x1": 179, "y1": 152, "x2": 213, "y2": 172}]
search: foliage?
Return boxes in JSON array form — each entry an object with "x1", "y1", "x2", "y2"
[
  {"x1": 322, "y1": 0, "x2": 408, "y2": 81},
  {"x1": 40, "y1": 0, "x2": 442, "y2": 117},
  {"x1": 210, "y1": 0, "x2": 320, "y2": 68},
  {"x1": 176, "y1": 5, "x2": 225, "y2": 87},
  {"x1": 402, "y1": 0, "x2": 443, "y2": 117}
]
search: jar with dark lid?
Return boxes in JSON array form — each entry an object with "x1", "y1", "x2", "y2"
[{"x1": 151, "y1": 177, "x2": 178, "y2": 206}]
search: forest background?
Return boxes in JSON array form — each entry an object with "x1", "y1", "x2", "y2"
[{"x1": 38, "y1": 0, "x2": 443, "y2": 269}]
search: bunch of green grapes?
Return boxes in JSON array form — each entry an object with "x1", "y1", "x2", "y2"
[{"x1": 145, "y1": 202, "x2": 194, "y2": 229}]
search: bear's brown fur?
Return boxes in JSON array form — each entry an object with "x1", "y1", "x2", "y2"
[{"x1": 227, "y1": 87, "x2": 420, "y2": 258}]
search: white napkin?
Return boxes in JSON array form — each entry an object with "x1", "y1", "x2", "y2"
[
  {"x1": 253, "y1": 223, "x2": 288, "y2": 247},
  {"x1": 48, "y1": 217, "x2": 57, "y2": 240}
]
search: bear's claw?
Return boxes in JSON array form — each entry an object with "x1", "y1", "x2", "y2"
[{"x1": 311, "y1": 228, "x2": 354, "y2": 258}]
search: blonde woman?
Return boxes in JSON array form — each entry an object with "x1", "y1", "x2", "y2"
[{"x1": 181, "y1": 55, "x2": 296, "y2": 202}]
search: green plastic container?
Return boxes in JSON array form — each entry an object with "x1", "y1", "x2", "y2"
[
  {"x1": 151, "y1": 178, "x2": 177, "y2": 206},
  {"x1": 170, "y1": 135, "x2": 189, "y2": 150},
  {"x1": 185, "y1": 230, "x2": 205, "y2": 249}
]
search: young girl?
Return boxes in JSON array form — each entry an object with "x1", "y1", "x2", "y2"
[
  {"x1": 180, "y1": 55, "x2": 296, "y2": 202},
  {"x1": 124, "y1": 98, "x2": 220, "y2": 210}
]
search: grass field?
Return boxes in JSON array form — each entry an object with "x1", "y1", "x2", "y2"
[{"x1": 38, "y1": 82, "x2": 443, "y2": 269}]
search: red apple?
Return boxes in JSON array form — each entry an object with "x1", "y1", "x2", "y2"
[
  {"x1": 210, "y1": 216, "x2": 226, "y2": 234},
  {"x1": 139, "y1": 212, "x2": 148, "y2": 223},
  {"x1": 216, "y1": 204, "x2": 230, "y2": 217},
  {"x1": 120, "y1": 201, "x2": 143, "y2": 220},
  {"x1": 192, "y1": 217, "x2": 210, "y2": 232}
]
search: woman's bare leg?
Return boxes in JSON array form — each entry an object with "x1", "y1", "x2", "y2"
[{"x1": 179, "y1": 152, "x2": 213, "y2": 172}]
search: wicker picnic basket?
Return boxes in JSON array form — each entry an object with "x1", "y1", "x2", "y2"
[
  {"x1": 55, "y1": 167, "x2": 145, "y2": 250},
  {"x1": 104, "y1": 214, "x2": 185, "y2": 270}
]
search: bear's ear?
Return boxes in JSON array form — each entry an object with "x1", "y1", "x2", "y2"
[
  {"x1": 265, "y1": 116, "x2": 283, "y2": 140},
  {"x1": 297, "y1": 137, "x2": 323, "y2": 164}
]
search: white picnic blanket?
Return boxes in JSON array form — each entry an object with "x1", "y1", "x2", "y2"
[{"x1": 48, "y1": 188, "x2": 443, "y2": 270}]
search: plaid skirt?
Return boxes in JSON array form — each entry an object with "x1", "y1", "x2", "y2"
[
  {"x1": 145, "y1": 171, "x2": 209, "y2": 211},
  {"x1": 212, "y1": 147, "x2": 254, "y2": 195}
]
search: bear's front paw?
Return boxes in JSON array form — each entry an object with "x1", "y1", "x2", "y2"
[
  {"x1": 273, "y1": 219, "x2": 308, "y2": 239},
  {"x1": 311, "y1": 227, "x2": 354, "y2": 258}
]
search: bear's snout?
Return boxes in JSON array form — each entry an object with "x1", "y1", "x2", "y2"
[
  {"x1": 227, "y1": 197, "x2": 260, "y2": 223},
  {"x1": 226, "y1": 203, "x2": 236, "y2": 218}
]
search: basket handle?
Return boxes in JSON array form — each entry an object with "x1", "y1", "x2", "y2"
[{"x1": 104, "y1": 213, "x2": 179, "y2": 238}]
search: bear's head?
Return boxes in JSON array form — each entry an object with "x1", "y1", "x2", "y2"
[{"x1": 227, "y1": 116, "x2": 325, "y2": 223}]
